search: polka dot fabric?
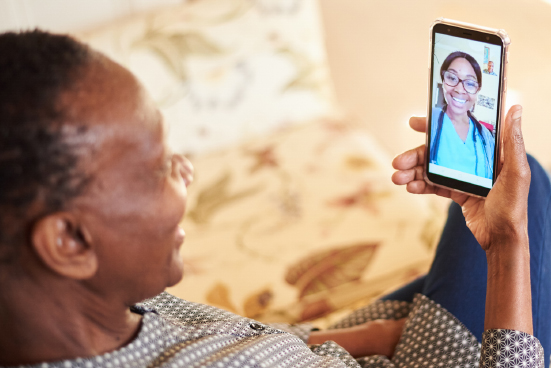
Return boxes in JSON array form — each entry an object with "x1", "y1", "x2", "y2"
[
  {"x1": 392, "y1": 294, "x2": 482, "y2": 368},
  {"x1": 9, "y1": 292, "x2": 542, "y2": 368},
  {"x1": 138, "y1": 293, "x2": 314, "y2": 343},
  {"x1": 391, "y1": 294, "x2": 544, "y2": 368}
]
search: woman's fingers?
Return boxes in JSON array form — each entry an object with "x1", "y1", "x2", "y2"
[
  {"x1": 392, "y1": 166, "x2": 424, "y2": 185},
  {"x1": 392, "y1": 145, "x2": 425, "y2": 170},
  {"x1": 492, "y1": 105, "x2": 530, "y2": 223},
  {"x1": 496, "y1": 105, "x2": 528, "y2": 181},
  {"x1": 405, "y1": 180, "x2": 429, "y2": 193},
  {"x1": 409, "y1": 116, "x2": 427, "y2": 133},
  {"x1": 500, "y1": 105, "x2": 530, "y2": 185},
  {"x1": 406, "y1": 180, "x2": 453, "y2": 198},
  {"x1": 392, "y1": 119, "x2": 453, "y2": 200}
]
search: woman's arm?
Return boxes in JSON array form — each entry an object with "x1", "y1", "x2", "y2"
[
  {"x1": 484, "y1": 238, "x2": 531, "y2": 333},
  {"x1": 306, "y1": 106, "x2": 531, "y2": 362},
  {"x1": 392, "y1": 105, "x2": 533, "y2": 334},
  {"x1": 307, "y1": 318, "x2": 406, "y2": 358}
]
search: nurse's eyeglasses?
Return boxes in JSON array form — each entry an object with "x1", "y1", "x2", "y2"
[{"x1": 442, "y1": 71, "x2": 480, "y2": 94}]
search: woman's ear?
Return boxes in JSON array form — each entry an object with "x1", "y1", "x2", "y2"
[{"x1": 31, "y1": 214, "x2": 97, "y2": 280}]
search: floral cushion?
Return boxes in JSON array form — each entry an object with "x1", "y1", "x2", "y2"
[
  {"x1": 79, "y1": 0, "x2": 336, "y2": 155},
  {"x1": 167, "y1": 118, "x2": 447, "y2": 326}
]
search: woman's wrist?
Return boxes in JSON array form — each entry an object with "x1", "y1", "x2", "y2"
[
  {"x1": 484, "y1": 235, "x2": 532, "y2": 334},
  {"x1": 486, "y1": 217, "x2": 529, "y2": 252},
  {"x1": 486, "y1": 232, "x2": 529, "y2": 259}
]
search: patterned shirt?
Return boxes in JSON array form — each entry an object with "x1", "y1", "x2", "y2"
[{"x1": 7, "y1": 293, "x2": 543, "y2": 368}]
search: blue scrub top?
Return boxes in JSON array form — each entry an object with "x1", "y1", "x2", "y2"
[{"x1": 435, "y1": 113, "x2": 489, "y2": 178}]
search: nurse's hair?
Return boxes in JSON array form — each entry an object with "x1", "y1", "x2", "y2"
[{"x1": 440, "y1": 51, "x2": 482, "y2": 88}]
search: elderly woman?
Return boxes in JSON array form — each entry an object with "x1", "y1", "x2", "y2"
[
  {"x1": 430, "y1": 51, "x2": 495, "y2": 179},
  {"x1": 0, "y1": 30, "x2": 550, "y2": 368}
]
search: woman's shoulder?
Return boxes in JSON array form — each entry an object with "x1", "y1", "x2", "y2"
[
  {"x1": 471, "y1": 119, "x2": 495, "y2": 152},
  {"x1": 432, "y1": 106, "x2": 444, "y2": 118},
  {"x1": 477, "y1": 121, "x2": 495, "y2": 141},
  {"x1": 431, "y1": 106, "x2": 444, "y2": 127}
]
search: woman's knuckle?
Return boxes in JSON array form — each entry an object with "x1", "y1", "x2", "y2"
[{"x1": 512, "y1": 131, "x2": 524, "y2": 146}]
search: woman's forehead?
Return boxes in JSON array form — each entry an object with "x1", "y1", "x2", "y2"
[{"x1": 448, "y1": 58, "x2": 477, "y2": 79}]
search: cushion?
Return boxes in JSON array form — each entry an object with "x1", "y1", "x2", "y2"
[{"x1": 167, "y1": 118, "x2": 447, "y2": 326}]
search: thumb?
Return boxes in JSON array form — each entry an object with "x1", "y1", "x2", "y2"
[{"x1": 498, "y1": 105, "x2": 530, "y2": 191}]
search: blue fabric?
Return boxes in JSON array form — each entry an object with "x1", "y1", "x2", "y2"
[
  {"x1": 382, "y1": 154, "x2": 551, "y2": 366},
  {"x1": 436, "y1": 113, "x2": 489, "y2": 178},
  {"x1": 430, "y1": 107, "x2": 495, "y2": 180}
]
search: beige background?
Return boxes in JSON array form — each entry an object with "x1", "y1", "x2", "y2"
[
  {"x1": 1, "y1": 0, "x2": 549, "y2": 168},
  {"x1": 319, "y1": 0, "x2": 551, "y2": 170}
]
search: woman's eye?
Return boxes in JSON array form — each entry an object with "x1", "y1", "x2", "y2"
[{"x1": 446, "y1": 75, "x2": 457, "y2": 82}]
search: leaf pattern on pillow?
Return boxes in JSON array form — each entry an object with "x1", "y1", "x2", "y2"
[
  {"x1": 205, "y1": 282, "x2": 238, "y2": 313},
  {"x1": 187, "y1": 172, "x2": 261, "y2": 224},
  {"x1": 327, "y1": 184, "x2": 391, "y2": 213},
  {"x1": 245, "y1": 145, "x2": 279, "y2": 173},
  {"x1": 244, "y1": 288, "x2": 274, "y2": 318},
  {"x1": 133, "y1": 30, "x2": 223, "y2": 83},
  {"x1": 285, "y1": 242, "x2": 379, "y2": 299}
]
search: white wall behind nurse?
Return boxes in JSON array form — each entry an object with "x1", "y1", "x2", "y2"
[{"x1": 471, "y1": 41, "x2": 501, "y2": 126}]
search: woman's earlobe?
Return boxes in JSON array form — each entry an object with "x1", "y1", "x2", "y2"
[{"x1": 31, "y1": 214, "x2": 98, "y2": 280}]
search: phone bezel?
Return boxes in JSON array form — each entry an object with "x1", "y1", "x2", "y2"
[{"x1": 424, "y1": 19, "x2": 510, "y2": 198}]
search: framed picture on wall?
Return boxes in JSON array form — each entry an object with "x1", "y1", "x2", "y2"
[{"x1": 484, "y1": 46, "x2": 490, "y2": 64}]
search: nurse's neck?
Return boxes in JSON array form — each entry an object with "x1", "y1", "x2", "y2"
[{"x1": 446, "y1": 109, "x2": 471, "y2": 127}]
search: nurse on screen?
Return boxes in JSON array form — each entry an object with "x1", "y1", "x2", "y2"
[{"x1": 430, "y1": 51, "x2": 495, "y2": 179}]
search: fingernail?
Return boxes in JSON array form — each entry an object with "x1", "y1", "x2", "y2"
[{"x1": 512, "y1": 107, "x2": 523, "y2": 121}]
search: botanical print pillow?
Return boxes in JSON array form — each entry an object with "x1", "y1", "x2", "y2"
[
  {"x1": 79, "y1": 0, "x2": 336, "y2": 155},
  {"x1": 167, "y1": 119, "x2": 446, "y2": 325}
]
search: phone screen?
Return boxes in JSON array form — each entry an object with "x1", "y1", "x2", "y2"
[{"x1": 427, "y1": 24, "x2": 505, "y2": 197}]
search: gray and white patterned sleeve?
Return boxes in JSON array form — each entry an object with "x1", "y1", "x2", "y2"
[
  {"x1": 268, "y1": 322, "x2": 314, "y2": 343},
  {"x1": 309, "y1": 340, "x2": 364, "y2": 368},
  {"x1": 480, "y1": 329, "x2": 544, "y2": 368}
]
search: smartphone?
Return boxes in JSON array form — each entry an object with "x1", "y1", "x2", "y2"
[{"x1": 424, "y1": 18, "x2": 510, "y2": 197}]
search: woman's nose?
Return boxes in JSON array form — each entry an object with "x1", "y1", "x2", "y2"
[{"x1": 454, "y1": 82, "x2": 467, "y2": 93}]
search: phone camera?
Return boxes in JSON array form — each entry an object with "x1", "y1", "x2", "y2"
[
  {"x1": 447, "y1": 28, "x2": 450, "y2": 32},
  {"x1": 486, "y1": 36, "x2": 490, "y2": 40}
]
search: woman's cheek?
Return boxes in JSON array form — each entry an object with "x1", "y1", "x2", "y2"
[
  {"x1": 443, "y1": 88, "x2": 451, "y2": 104},
  {"x1": 469, "y1": 96, "x2": 477, "y2": 111}
]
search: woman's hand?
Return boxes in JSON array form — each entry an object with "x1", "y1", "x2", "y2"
[
  {"x1": 308, "y1": 318, "x2": 406, "y2": 358},
  {"x1": 391, "y1": 105, "x2": 530, "y2": 252},
  {"x1": 393, "y1": 105, "x2": 533, "y2": 334}
]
